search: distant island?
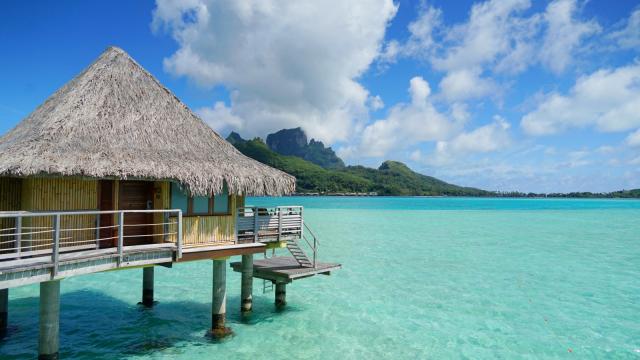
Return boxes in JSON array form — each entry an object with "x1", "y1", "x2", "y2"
[
  {"x1": 227, "y1": 129, "x2": 490, "y2": 196},
  {"x1": 227, "y1": 128, "x2": 640, "y2": 198}
]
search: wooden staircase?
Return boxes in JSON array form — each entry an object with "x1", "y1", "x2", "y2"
[{"x1": 286, "y1": 238, "x2": 313, "y2": 268}]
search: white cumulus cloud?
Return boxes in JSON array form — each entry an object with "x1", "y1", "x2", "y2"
[
  {"x1": 431, "y1": 0, "x2": 533, "y2": 72},
  {"x1": 378, "y1": 5, "x2": 442, "y2": 65},
  {"x1": 431, "y1": 0, "x2": 536, "y2": 100},
  {"x1": 608, "y1": 8, "x2": 640, "y2": 50},
  {"x1": 433, "y1": 115, "x2": 511, "y2": 164},
  {"x1": 152, "y1": 0, "x2": 398, "y2": 142},
  {"x1": 626, "y1": 128, "x2": 640, "y2": 147},
  {"x1": 521, "y1": 63, "x2": 640, "y2": 135},
  {"x1": 368, "y1": 95, "x2": 385, "y2": 111},
  {"x1": 439, "y1": 68, "x2": 498, "y2": 101},
  {"x1": 381, "y1": 0, "x2": 602, "y2": 104},
  {"x1": 196, "y1": 101, "x2": 244, "y2": 133},
  {"x1": 540, "y1": 0, "x2": 600, "y2": 74},
  {"x1": 357, "y1": 76, "x2": 461, "y2": 157}
]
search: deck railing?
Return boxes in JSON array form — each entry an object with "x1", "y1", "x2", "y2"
[
  {"x1": 236, "y1": 206, "x2": 321, "y2": 268},
  {"x1": 302, "y1": 222, "x2": 319, "y2": 268},
  {"x1": 235, "y1": 206, "x2": 303, "y2": 243},
  {"x1": 0, "y1": 209, "x2": 183, "y2": 271}
]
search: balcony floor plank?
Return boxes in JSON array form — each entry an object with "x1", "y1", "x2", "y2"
[{"x1": 230, "y1": 256, "x2": 341, "y2": 283}]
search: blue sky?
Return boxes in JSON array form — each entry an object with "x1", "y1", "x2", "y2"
[{"x1": 1, "y1": 1, "x2": 639, "y2": 193}]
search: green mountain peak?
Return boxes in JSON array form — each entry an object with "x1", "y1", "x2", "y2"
[
  {"x1": 225, "y1": 131, "x2": 489, "y2": 196},
  {"x1": 266, "y1": 127, "x2": 345, "y2": 169}
]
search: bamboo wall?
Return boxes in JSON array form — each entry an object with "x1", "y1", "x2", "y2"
[
  {"x1": 21, "y1": 178, "x2": 98, "y2": 251},
  {"x1": 0, "y1": 178, "x2": 22, "y2": 251},
  {"x1": 170, "y1": 194, "x2": 244, "y2": 247},
  {"x1": 0, "y1": 176, "x2": 245, "y2": 252}
]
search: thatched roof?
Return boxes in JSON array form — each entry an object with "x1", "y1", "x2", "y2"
[{"x1": 0, "y1": 47, "x2": 295, "y2": 196}]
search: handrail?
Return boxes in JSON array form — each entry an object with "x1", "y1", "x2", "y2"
[
  {"x1": 0, "y1": 209, "x2": 184, "y2": 218},
  {"x1": 235, "y1": 205, "x2": 319, "y2": 268},
  {"x1": 0, "y1": 209, "x2": 184, "y2": 273},
  {"x1": 177, "y1": 211, "x2": 183, "y2": 259},
  {"x1": 302, "y1": 223, "x2": 319, "y2": 268},
  {"x1": 235, "y1": 206, "x2": 303, "y2": 244},
  {"x1": 303, "y1": 222, "x2": 319, "y2": 246}
]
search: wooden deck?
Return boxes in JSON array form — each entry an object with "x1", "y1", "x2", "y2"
[
  {"x1": 230, "y1": 256, "x2": 341, "y2": 283},
  {"x1": 178, "y1": 242, "x2": 266, "y2": 262},
  {"x1": 0, "y1": 207, "x2": 326, "y2": 290},
  {"x1": 0, "y1": 243, "x2": 176, "y2": 289},
  {"x1": 0, "y1": 242, "x2": 273, "y2": 289}
]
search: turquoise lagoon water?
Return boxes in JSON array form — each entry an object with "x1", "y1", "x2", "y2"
[{"x1": 1, "y1": 197, "x2": 640, "y2": 359}]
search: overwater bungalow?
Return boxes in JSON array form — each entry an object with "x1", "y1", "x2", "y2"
[{"x1": 0, "y1": 47, "x2": 339, "y2": 359}]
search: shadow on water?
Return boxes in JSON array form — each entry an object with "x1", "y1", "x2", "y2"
[{"x1": 0, "y1": 289, "x2": 297, "y2": 359}]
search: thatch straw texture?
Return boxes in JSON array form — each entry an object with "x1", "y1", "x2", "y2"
[{"x1": 0, "y1": 47, "x2": 295, "y2": 196}]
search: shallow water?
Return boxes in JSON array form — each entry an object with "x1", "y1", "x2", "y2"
[{"x1": 1, "y1": 197, "x2": 639, "y2": 359}]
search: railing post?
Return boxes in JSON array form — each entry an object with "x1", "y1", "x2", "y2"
[
  {"x1": 177, "y1": 210, "x2": 183, "y2": 259},
  {"x1": 313, "y1": 234, "x2": 317, "y2": 269},
  {"x1": 234, "y1": 208, "x2": 239, "y2": 244},
  {"x1": 15, "y1": 216, "x2": 22, "y2": 259},
  {"x1": 52, "y1": 214, "x2": 60, "y2": 278},
  {"x1": 253, "y1": 207, "x2": 259, "y2": 243},
  {"x1": 163, "y1": 212, "x2": 169, "y2": 243},
  {"x1": 28, "y1": 219, "x2": 33, "y2": 253},
  {"x1": 278, "y1": 207, "x2": 283, "y2": 241},
  {"x1": 300, "y1": 207, "x2": 304, "y2": 240},
  {"x1": 117, "y1": 211, "x2": 124, "y2": 265},
  {"x1": 95, "y1": 214, "x2": 100, "y2": 249}
]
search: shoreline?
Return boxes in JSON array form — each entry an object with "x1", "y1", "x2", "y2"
[{"x1": 290, "y1": 194, "x2": 640, "y2": 199}]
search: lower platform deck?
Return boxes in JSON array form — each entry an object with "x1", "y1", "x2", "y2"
[{"x1": 230, "y1": 256, "x2": 341, "y2": 283}]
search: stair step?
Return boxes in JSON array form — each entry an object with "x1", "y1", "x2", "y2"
[{"x1": 285, "y1": 238, "x2": 314, "y2": 267}]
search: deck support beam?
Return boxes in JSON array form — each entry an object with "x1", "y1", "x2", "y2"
[
  {"x1": 39, "y1": 280, "x2": 60, "y2": 360},
  {"x1": 275, "y1": 282, "x2": 286, "y2": 308},
  {"x1": 0, "y1": 288, "x2": 7, "y2": 337},
  {"x1": 240, "y1": 254, "x2": 253, "y2": 314},
  {"x1": 210, "y1": 259, "x2": 230, "y2": 338},
  {"x1": 141, "y1": 267, "x2": 154, "y2": 307}
]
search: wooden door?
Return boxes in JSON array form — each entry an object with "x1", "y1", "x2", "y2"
[
  {"x1": 119, "y1": 181, "x2": 154, "y2": 246},
  {"x1": 98, "y1": 180, "x2": 115, "y2": 248}
]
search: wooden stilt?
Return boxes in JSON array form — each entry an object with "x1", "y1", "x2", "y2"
[
  {"x1": 0, "y1": 288, "x2": 7, "y2": 337},
  {"x1": 39, "y1": 280, "x2": 60, "y2": 360},
  {"x1": 240, "y1": 254, "x2": 253, "y2": 314},
  {"x1": 275, "y1": 282, "x2": 286, "y2": 308},
  {"x1": 210, "y1": 259, "x2": 231, "y2": 338},
  {"x1": 141, "y1": 267, "x2": 154, "y2": 307}
]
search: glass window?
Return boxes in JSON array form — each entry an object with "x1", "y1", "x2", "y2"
[
  {"x1": 171, "y1": 182, "x2": 231, "y2": 216},
  {"x1": 213, "y1": 186, "x2": 229, "y2": 214},
  {"x1": 192, "y1": 196, "x2": 209, "y2": 214},
  {"x1": 170, "y1": 182, "x2": 188, "y2": 213}
]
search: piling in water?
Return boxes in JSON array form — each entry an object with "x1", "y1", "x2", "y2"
[
  {"x1": 39, "y1": 280, "x2": 60, "y2": 360},
  {"x1": 210, "y1": 259, "x2": 231, "y2": 338},
  {"x1": 142, "y1": 267, "x2": 154, "y2": 307},
  {"x1": 240, "y1": 254, "x2": 253, "y2": 314},
  {"x1": 0, "y1": 288, "x2": 7, "y2": 337},
  {"x1": 275, "y1": 282, "x2": 286, "y2": 308}
]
